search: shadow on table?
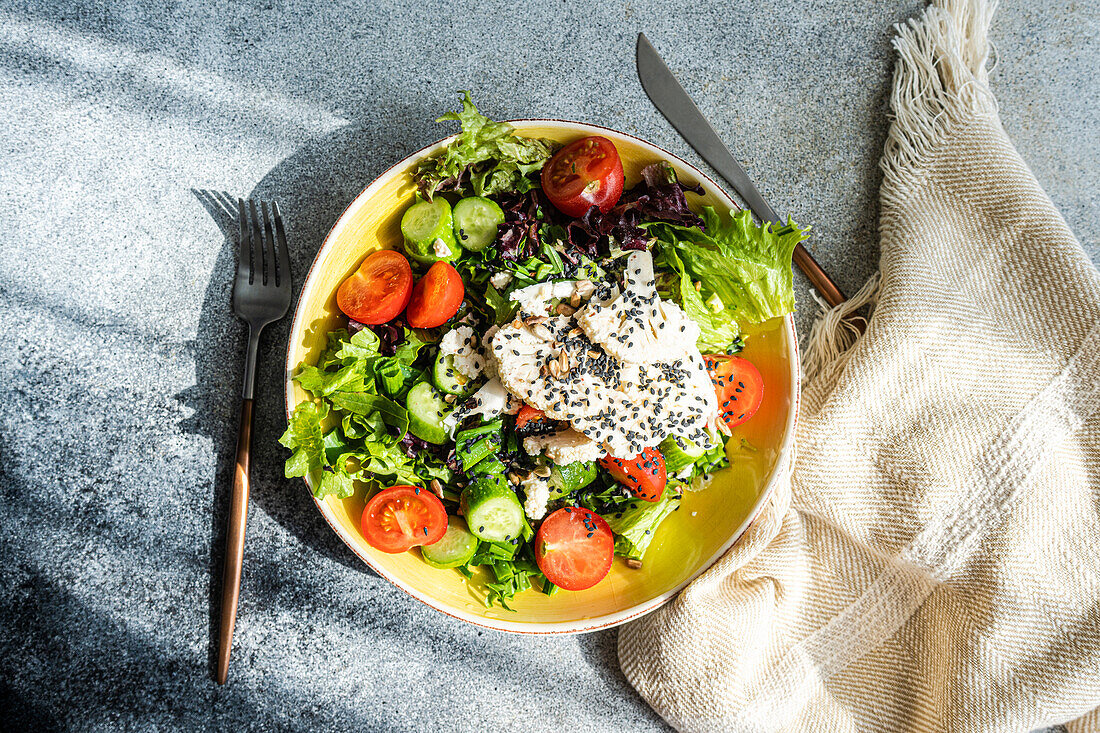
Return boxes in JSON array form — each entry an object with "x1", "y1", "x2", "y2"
[
  {"x1": 575, "y1": 629, "x2": 672, "y2": 731},
  {"x1": 178, "y1": 99, "x2": 444, "y2": 680}
]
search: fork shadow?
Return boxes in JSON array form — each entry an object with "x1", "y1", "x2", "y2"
[{"x1": 180, "y1": 101, "x2": 445, "y2": 680}]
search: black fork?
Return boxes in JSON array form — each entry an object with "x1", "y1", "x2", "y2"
[{"x1": 218, "y1": 199, "x2": 292, "y2": 684}]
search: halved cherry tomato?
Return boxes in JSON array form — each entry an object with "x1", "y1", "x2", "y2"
[
  {"x1": 405, "y1": 261, "x2": 465, "y2": 328},
  {"x1": 534, "y1": 507, "x2": 614, "y2": 591},
  {"x1": 599, "y1": 447, "x2": 667, "y2": 502},
  {"x1": 336, "y1": 249, "x2": 413, "y2": 325},
  {"x1": 541, "y1": 136, "x2": 625, "y2": 218},
  {"x1": 704, "y1": 355, "x2": 764, "y2": 429},
  {"x1": 361, "y1": 485, "x2": 447, "y2": 554},
  {"x1": 514, "y1": 405, "x2": 545, "y2": 430}
]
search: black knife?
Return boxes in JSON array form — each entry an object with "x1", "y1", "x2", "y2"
[{"x1": 636, "y1": 32, "x2": 847, "y2": 308}]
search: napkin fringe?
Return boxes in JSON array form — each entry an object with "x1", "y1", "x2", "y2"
[
  {"x1": 802, "y1": 272, "x2": 880, "y2": 384},
  {"x1": 803, "y1": 0, "x2": 997, "y2": 384},
  {"x1": 881, "y1": 0, "x2": 998, "y2": 200}
]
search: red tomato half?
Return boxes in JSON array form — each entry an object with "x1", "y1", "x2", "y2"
[
  {"x1": 534, "y1": 507, "x2": 614, "y2": 591},
  {"x1": 361, "y1": 485, "x2": 448, "y2": 554},
  {"x1": 541, "y1": 136, "x2": 625, "y2": 218},
  {"x1": 514, "y1": 405, "x2": 545, "y2": 430},
  {"x1": 599, "y1": 447, "x2": 667, "y2": 502},
  {"x1": 704, "y1": 355, "x2": 764, "y2": 429},
  {"x1": 336, "y1": 250, "x2": 413, "y2": 325},
  {"x1": 405, "y1": 261, "x2": 465, "y2": 328}
]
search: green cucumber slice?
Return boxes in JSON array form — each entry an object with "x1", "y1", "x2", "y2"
[
  {"x1": 405, "y1": 382, "x2": 450, "y2": 444},
  {"x1": 452, "y1": 196, "x2": 505, "y2": 252},
  {"x1": 548, "y1": 461, "x2": 597, "y2": 498},
  {"x1": 659, "y1": 435, "x2": 706, "y2": 475},
  {"x1": 462, "y1": 477, "x2": 525, "y2": 543},
  {"x1": 401, "y1": 198, "x2": 460, "y2": 264},
  {"x1": 420, "y1": 516, "x2": 478, "y2": 569},
  {"x1": 432, "y1": 352, "x2": 473, "y2": 396},
  {"x1": 466, "y1": 455, "x2": 506, "y2": 480}
]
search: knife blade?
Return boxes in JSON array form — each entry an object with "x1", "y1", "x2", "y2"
[{"x1": 636, "y1": 32, "x2": 848, "y2": 309}]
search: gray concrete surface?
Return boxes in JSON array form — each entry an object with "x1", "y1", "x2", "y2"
[{"x1": 0, "y1": 0, "x2": 1095, "y2": 730}]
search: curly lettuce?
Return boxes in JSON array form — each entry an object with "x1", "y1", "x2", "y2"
[
  {"x1": 415, "y1": 92, "x2": 558, "y2": 200},
  {"x1": 603, "y1": 489, "x2": 683, "y2": 560},
  {"x1": 280, "y1": 327, "x2": 432, "y2": 498},
  {"x1": 652, "y1": 207, "x2": 810, "y2": 328}
]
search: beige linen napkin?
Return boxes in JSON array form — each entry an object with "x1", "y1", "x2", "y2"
[{"x1": 619, "y1": 1, "x2": 1100, "y2": 730}]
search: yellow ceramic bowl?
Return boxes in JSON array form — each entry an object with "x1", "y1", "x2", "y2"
[{"x1": 285, "y1": 120, "x2": 800, "y2": 633}]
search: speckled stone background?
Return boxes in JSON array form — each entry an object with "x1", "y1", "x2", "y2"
[{"x1": 1, "y1": 0, "x2": 1096, "y2": 730}]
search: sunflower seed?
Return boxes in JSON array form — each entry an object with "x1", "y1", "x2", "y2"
[
  {"x1": 555, "y1": 303, "x2": 576, "y2": 317},
  {"x1": 507, "y1": 472, "x2": 521, "y2": 486},
  {"x1": 532, "y1": 323, "x2": 554, "y2": 341},
  {"x1": 534, "y1": 465, "x2": 552, "y2": 478},
  {"x1": 443, "y1": 393, "x2": 456, "y2": 404},
  {"x1": 625, "y1": 558, "x2": 642, "y2": 569},
  {"x1": 570, "y1": 291, "x2": 582, "y2": 308},
  {"x1": 574, "y1": 280, "x2": 595, "y2": 299},
  {"x1": 525, "y1": 315, "x2": 548, "y2": 326},
  {"x1": 429, "y1": 479, "x2": 444, "y2": 499}
]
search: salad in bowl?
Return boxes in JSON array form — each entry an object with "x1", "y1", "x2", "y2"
[{"x1": 281, "y1": 94, "x2": 805, "y2": 626}]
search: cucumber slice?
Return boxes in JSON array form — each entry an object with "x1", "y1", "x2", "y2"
[
  {"x1": 467, "y1": 455, "x2": 506, "y2": 480},
  {"x1": 432, "y1": 352, "x2": 473, "y2": 396},
  {"x1": 462, "y1": 477, "x2": 525, "y2": 543},
  {"x1": 548, "y1": 461, "x2": 597, "y2": 498},
  {"x1": 420, "y1": 516, "x2": 478, "y2": 569},
  {"x1": 405, "y1": 382, "x2": 450, "y2": 444},
  {"x1": 401, "y1": 198, "x2": 460, "y2": 264},
  {"x1": 452, "y1": 196, "x2": 505, "y2": 252},
  {"x1": 659, "y1": 435, "x2": 707, "y2": 474},
  {"x1": 455, "y1": 419, "x2": 503, "y2": 471}
]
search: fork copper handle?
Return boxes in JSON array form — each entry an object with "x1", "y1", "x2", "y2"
[{"x1": 217, "y1": 396, "x2": 253, "y2": 684}]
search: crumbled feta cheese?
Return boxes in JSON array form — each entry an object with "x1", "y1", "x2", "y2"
[
  {"x1": 432, "y1": 237, "x2": 452, "y2": 258},
  {"x1": 489, "y1": 271, "x2": 513, "y2": 289},
  {"x1": 523, "y1": 429, "x2": 605, "y2": 464},
  {"x1": 442, "y1": 378, "x2": 520, "y2": 435},
  {"x1": 521, "y1": 474, "x2": 552, "y2": 520},
  {"x1": 480, "y1": 325, "x2": 500, "y2": 379},
  {"x1": 509, "y1": 280, "x2": 583, "y2": 315},
  {"x1": 439, "y1": 325, "x2": 485, "y2": 379}
]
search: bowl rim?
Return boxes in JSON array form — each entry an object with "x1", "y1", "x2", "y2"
[{"x1": 284, "y1": 117, "x2": 801, "y2": 634}]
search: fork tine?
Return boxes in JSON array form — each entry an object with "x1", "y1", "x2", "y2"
[
  {"x1": 248, "y1": 199, "x2": 265, "y2": 286},
  {"x1": 237, "y1": 198, "x2": 253, "y2": 286},
  {"x1": 261, "y1": 201, "x2": 277, "y2": 288},
  {"x1": 271, "y1": 201, "x2": 291, "y2": 291}
]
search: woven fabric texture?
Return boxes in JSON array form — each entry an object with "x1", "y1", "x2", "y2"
[{"x1": 618, "y1": 1, "x2": 1100, "y2": 731}]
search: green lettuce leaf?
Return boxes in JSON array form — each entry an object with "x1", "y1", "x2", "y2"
[
  {"x1": 604, "y1": 490, "x2": 682, "y2": 560},
  {"x1": 393, "y1": 328, "x2": 430, "y2": 365},
  {"x1": 652, "y1": 207, "x2": 809, "y2": 326},
  {"x1": 279, "y1": 401, "x2": 329, "y2": 478},
  {"x1": 315, "y1": 468, "x2": 357, "y2": 499},
  {"x1": 330, "y1": 392, "x2": 409, "y2": 446},
  {"x1": 284, "y1": 325, "x2": 430, "y2": 497},
  {"x1": 335, "y1": 328, "x2": 382, "y2": 362},
  {"x1": 660, "y1": 246, "x2": 741, "y2": 352},
  {"x1": 414, "y1": 91, "x2": 558, "y2": 199}
]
